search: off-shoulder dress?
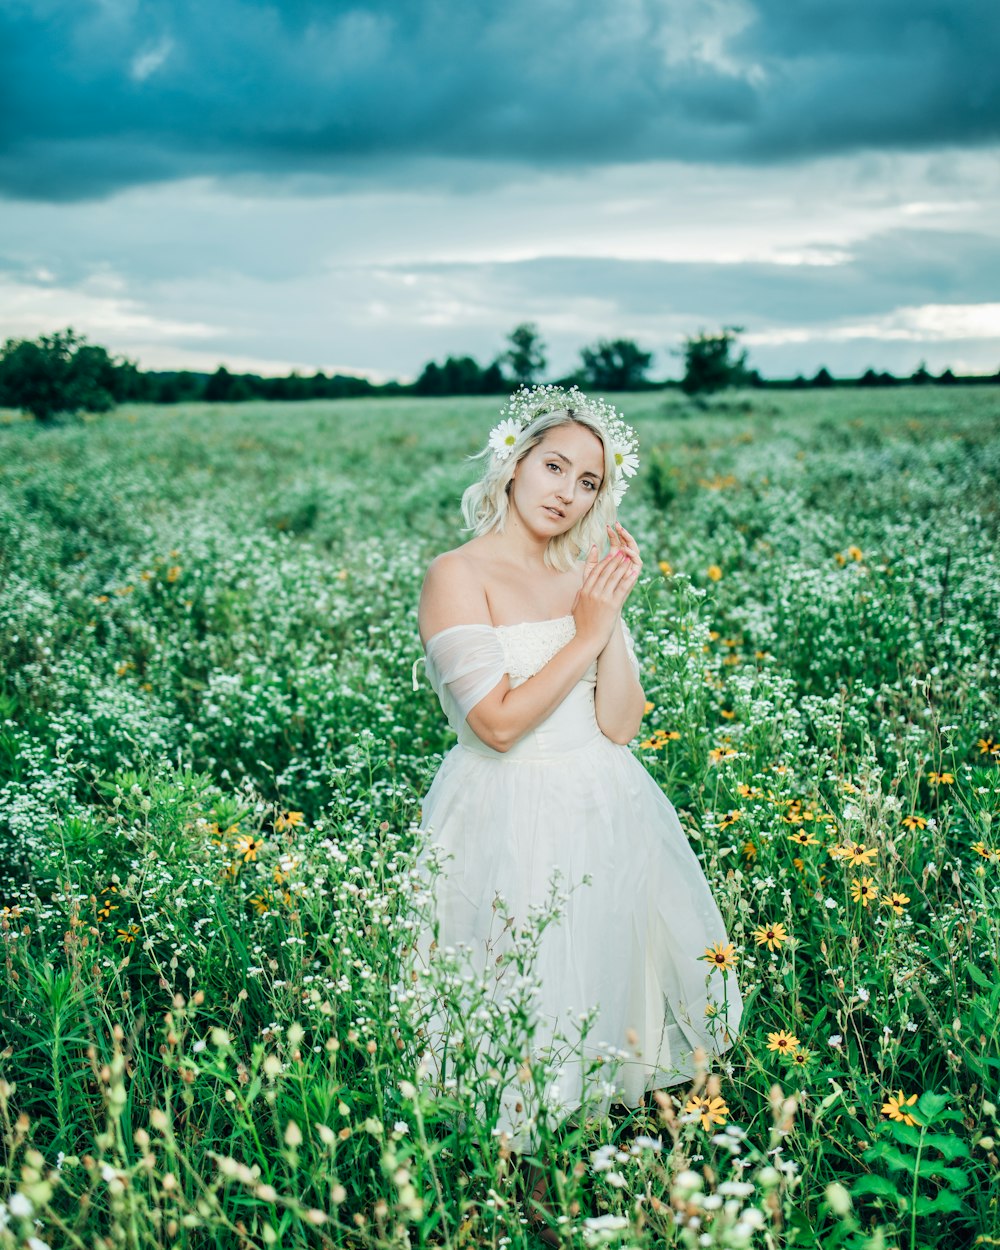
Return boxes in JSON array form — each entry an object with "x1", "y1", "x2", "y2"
[{"x1": 411, "y1": 614, "x2": 742, "y2": 1148}]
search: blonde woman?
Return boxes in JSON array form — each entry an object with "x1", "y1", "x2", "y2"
[{"x1": 414, "y1": 386, "x2": 742, "y2": 1241}]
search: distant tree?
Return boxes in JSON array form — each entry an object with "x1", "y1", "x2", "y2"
[
  {"x1": 938, "y1": 368, "x2": 957, "y2": 385},
  {"x1": 228, "y1": 375, "x2": 254, "y2": 402},
  {"x1": 859, "y1": 369, "x2": 899, "y2": 387},
  {"x1": 414, "y1": 361, "x2": 444, "y2": 396},
  {"x1": 812, "y1": 366, "x2": 834, "y2": 388},
  {"x1": 205, "y1": 366, "x2": 235, "y2": 402},
  {"x1": 441, "y1": 355, "x2": 484, "y2": 395},
  {"x1": 502, "y1": 323, "x2": 546, "y2": 387},
  {"x1": 481, "y1": 360, "x2": 507, "y2": 393},
  {"x1": 911, "y1": 361, "x2": 933, "y2": 385},
  {"x1": 0, "y1": 327, "x2": 134, "y2": 421},
  {"x1": 680, "y1": 327, "x2": 749, "y2": 395},
  {"x1": 578, "y1": 338, "x2": 653, "y2": 391}
]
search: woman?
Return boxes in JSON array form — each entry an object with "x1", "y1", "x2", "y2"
[{"x1": 412, "y1": 386, "x2": 742, "y2": 1235}]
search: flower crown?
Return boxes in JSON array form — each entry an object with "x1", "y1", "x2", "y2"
[{"x1": 487, "y1": 384, "x2": 639, "y2": 504}]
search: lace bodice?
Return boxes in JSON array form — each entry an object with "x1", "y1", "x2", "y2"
[
  {"x1": 495, "y1": 615, "x2": 583, "y2": 685},
  {"x1": 422, "y1": 615, "x2": 639, "y2": 760}
]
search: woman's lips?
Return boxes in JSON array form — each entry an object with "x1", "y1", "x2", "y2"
[{"x1": 543, "y1": 505, "x2": 565, "y2": 518}]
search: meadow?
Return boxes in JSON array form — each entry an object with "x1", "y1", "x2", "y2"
[{"x1": 0, "y1": 386, "x2": 998, "y2": 1249}]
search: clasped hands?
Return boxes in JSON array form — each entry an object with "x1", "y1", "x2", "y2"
[{"x1": 571, "y1": 521, "x2": 643, "y2": 649}]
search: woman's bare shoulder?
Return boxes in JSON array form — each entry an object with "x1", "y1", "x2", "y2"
[{"x1": 418, "y1": 545, "x2": 492, "y2": 642}]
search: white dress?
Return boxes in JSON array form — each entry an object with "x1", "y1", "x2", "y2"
[{"x1": 411, "y1": 615, "x2": 742, "y2": 1150}]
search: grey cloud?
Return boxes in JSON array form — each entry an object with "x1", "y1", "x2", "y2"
[{"x1": 2, "y1": 0, "x2": 998, "y2": 201}]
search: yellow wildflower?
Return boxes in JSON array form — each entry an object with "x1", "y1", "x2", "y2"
[
  {"x1": 901, "y1": 814, "x2": 927, "y2": 831},
  {"x1": 842, "y1": 842, "x2": 877, "y2": 867},
  {"x1": 766, "y1": 1029, "x2": 800, "y2": 1055},
  {"x1": 707, "y1": 565, "x2": 723, "y2": 582},
  {"x1": 881, "y1": 891, "x2": 910, "y2": 916},
  {"x1": 234, "y1": 834, "x2": 263, "y2": 863},
  {"x1": 882, "y1": 1090, "x2": 919, "y2": 1126},
  {"x1": 927, "y1": 771, "x2": 954, "y2": 785},
  {"x1": 702, "y1": 942, "x2": 738, "y2": 972},
  {"x1": 683, "y1": 1094, "x2": 729, "y2": 1130},
  {"x1": 753, "y1": 922, "x2": 788, "y2": 952},
  {"x1": 850, "y1": 876, "x2": 877, "y2": 907}
]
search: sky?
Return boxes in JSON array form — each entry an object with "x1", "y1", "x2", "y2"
[{"x1": 2, "y1": 0, "x2": 999, "y2": 382}]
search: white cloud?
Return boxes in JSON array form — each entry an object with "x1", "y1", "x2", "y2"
[
  {"x1": 745, "y1": 303, "x2": 1000, "y2": 346},
  {"x1": 130, "y1": 37, "x2": 175, "y2": 83}
]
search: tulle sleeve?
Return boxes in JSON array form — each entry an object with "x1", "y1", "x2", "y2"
[{"x1": 424, "y1": 625, "x2": 507, "y2": 728}]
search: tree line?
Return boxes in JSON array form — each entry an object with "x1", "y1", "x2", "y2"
[{"x1": 1, "y1": 325, "x2": 998, "y2": 422}]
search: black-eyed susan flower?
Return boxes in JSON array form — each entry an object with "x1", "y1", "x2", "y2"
[
  {"x1": 787, "y1": 829, "x2": 820, "y2": 848},
  {"x1": 116, "y1": 924, "x2": 139, "y2": 944},
  {"x1": 719, "y1": 809, "x2": 742, "y2": 830},
  {"x1": 847, "y1": 546, "x2": 863, "y2": 561},
  {"x1": 978, "y1": 737, "x2": 997, "y2": 756},
  {"x1": 882, "y1": 1090, "x2": 919, "y2": 1126},
  {"x1": 767, "y1": 1029, "x2": 800, "y2": 1055},
  {"x1": 881, "y1": 891, "x2": 911, "y2": 916},
  {"x1": 850, "y1": 877, "x2": 877, "y2": 907},
  {"x1": 753, "y1": 921, "x2": 788, "y2": 952},
  {"x1": 683, "y1": 1094, "x2": 729, "y2": 1130},
  {"x1": 250, "y1": 892, "x2": 274, "y2": 915},
  {"x1": 742, "y1": 840, "x2": 758, "y2": 861},
  {"x1": 972, "y1": 842, "x2": 1000, "y2": 863},
  {"x1": 842, "y1": 842, "x2": 877, "y2": 867},
  {"x1": 234, "y1": 834, "x2": 263, "y2": 863},
  {"x1": 901, "y1": 814, "x2": 927, "y2": 831},
  {"x1": 737, "y1": 784, "x2": 763, "y2": 798},
  {"x1": 707, "y1": 565, "x2": 723, "y2": 582},
  {"x1": 789, "y1": 1048, "x2": 812, "y2": 1068},
  {"x1": 708, "y1": 747, "x2": 738, "y2": 764},
  {"x1": 927, "y1": 771, "x2": 954, "y2": 785},
  {"x1": 275, "y1": 810, "x2": 305, "y2": 832},
  {"x1": 702, "y1": 942, "x2": 738, "y2": 972}
]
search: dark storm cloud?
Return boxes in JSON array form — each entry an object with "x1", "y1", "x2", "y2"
[{"x1": 2, "y1": 0, "x2": 998, "y2": 201}]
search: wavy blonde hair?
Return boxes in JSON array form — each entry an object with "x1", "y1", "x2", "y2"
[{"x1": 461, "y1": 407, "x2": 618, "y2": 572}]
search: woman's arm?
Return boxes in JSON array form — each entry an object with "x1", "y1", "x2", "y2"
[
  {"x1": 419, "y1": 547, "x2": 637, "y2": 753},
  {"x1": 594, "y1": 622, "x2": 646, "y2": 744}
]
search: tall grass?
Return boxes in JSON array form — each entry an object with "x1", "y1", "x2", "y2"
[{"x1": 0, "y1": 387, "x2": 998, "y2": 1247}]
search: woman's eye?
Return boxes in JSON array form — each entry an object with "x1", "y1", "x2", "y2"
[{"x1": 546, "y1": 463, "x2": 560, "y2": 472}]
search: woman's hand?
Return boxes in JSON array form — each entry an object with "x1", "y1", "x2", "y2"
[
  {"x1": 606, "y1": 521, "x2": 643, "y2": 580},
  {"x1": 572, "y1": 544, "x2": 639, "y2": 651}
]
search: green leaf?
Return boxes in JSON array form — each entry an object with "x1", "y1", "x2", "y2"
[
  {"x1": 862, "y1": 1142, "x2": 918, "y2": 1174},
  {"x1": 882, "y1": 1121, "x2": 923, "y2": 1147},
  {"x1": 851, "y1": 1174, "x2": 903, "y2": 1202},
  {"x1": 912, "y1": 1189, "x2": 968, "y2": 1215},
  {"x1": 916, "y1": 1162, "x2": 971, "y2": 1190},
  {"x1": 964, "y1": 961, "x2": 992, "y2": 990},
  {"x1": 917, "y1": 1091, "x2": 952, "y2": 1123},
  {"x1": 920, "y1": 1131, "x2": 970, "y2": 1160}
]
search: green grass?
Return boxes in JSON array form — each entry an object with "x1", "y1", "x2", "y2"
[{"x1": 0, "y1": 387, "x2": 998, "y2": 1248}]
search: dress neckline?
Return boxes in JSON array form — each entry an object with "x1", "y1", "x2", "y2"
[{"x1": 423, "y1": 614, "x2": 574, "y2": 649}]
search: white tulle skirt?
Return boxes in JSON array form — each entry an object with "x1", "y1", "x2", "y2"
[{"x1": 410, "y1": 729, "x2": 743, "y2": 1150}]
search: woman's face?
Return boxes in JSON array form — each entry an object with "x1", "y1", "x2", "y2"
[{"x1": 509, "y1": 422, "x2": 606, "y2": 536}]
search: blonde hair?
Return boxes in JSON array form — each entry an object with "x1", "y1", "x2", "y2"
[{"x1": 461, "y1": 407, "x2": 618, "y2": 571}]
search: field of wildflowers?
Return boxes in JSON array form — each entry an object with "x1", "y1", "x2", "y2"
[{"x1": 0, "y1": 386, "x2": 998, "y2": 1249}]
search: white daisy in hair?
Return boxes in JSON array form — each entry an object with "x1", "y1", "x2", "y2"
[
  {"x1": 614, "y1": 446, "x2": 640, "y2": 478},
  {"x1": 489, "y1": 417, "x2": 521, "y2": 459}
]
